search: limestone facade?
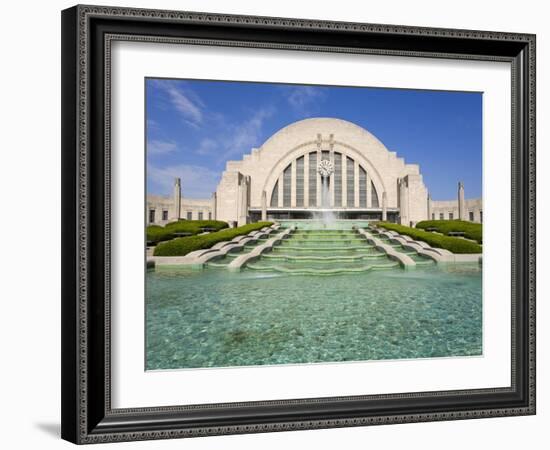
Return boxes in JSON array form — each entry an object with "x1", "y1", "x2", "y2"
[
  {"x1": 146, "y1": 118, "x2": 482, "y2": 226},
  {"x1": 429, "y1": 198, "x2": 483, "y2": 223},
  {"x1": 146, "y1": 188, "x2": 214, "y2": 226}
]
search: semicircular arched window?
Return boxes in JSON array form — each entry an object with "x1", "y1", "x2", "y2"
[{"x1": 269, "y1": 151, "x2": 379, "y2": 209}]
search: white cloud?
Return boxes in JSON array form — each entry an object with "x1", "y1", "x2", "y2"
[
  {"x1": 177, "y1": 108, "x2": 274, "y2": 162},
  {"x1": 147, "y1": 163, "x2": 220, "y2": 199},
  {"x1": 149, "y1": 79, "x2": 276, "y2": 162},
  {"x1": 146, "y1": 119, "x2": 159, "y2": 132},
  {"x1": 217, "y1": 107, "x2": 274, "y2": 162},
  {"x1": 147, "y1": 81, "x2": 276, "y2": 195},
  {"x1": 286, "y1": 86, "x2": 326, "y2": 113},
  {"x1": 155, "y1": 80, "x2": 204, "y2": 127},
  {"x1": 147, "y1": 139, "x2": 177, "y2": 155},
  {"x1": 195, "y1": 138, "x2": 218, "y2": 156}
]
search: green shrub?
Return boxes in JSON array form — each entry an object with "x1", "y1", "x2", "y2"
[
  {"x1": 164, "y1": 219, "x2": 228, "y2": 234},
  {"x1": 146, "y1": 220, "x2": 228, "y2": 245},
  {"x1": 376, "y1": 222, "x2": 482, "y2": 254},
  {"x1": 154, "y1": 222, "x2": 274, "y2": 256},
  {"x1": 415, "y1": 220, "x2": 482, "y2": 243},
  {"x1": 146, "y1": 225, "x2": 173, "y2": 244}
]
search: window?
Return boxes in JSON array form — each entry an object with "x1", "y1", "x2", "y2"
[
  {"x1": 469, "y1": 211, "x2": 474, "y2": 221},
  {"x1": 270, "y1": 180, "x2": 279, "y2": 207},
  {"x1": 162, "y1": 210, "x2": 168, "y2": 221},
  {"x1": 439, "y1": 213, "x2": 444, "y2": 220},
  {"x1": 358, "y1": 167, "x2": 367, "y2": 208},
  {"x1": 371, "y1": 181, "x2": 379, "y2": 208},
  {"x1": 198, "y1": 212, "x2": 203, "y2": 220},
  {"x1": 208, "y1": 212, "x2": 212, "y2": 220},
  {"x1": 334, "y1": 153, "x2": 342, "y2": 207},
  {"x1": 346, "y1": 156, "x2": 355, "y2": 207},
  {"x1": 308, "y1": 152, "x2": 317, "y2": 206},
  {"x1": 186, "y1": 211, "x2": 192, "y2": 220},
  {"x1": 149, "y1": 209, "x2": 155, "y2": 223},
  {"x1": 432, "y1": 213, "x2": 435, "y2": 220},
  {"x1": 480, "y1": 210, "x2": 483, "y2": 223},
  {"x1": 283, "y1": 164, "x2": 291, "y2": 207},
  {"x1": 295, "y1": 156, "x2": 304, "y2": 207},
  {"x1": 449, "y1": 212, "x2": 454, "y2": 220}
]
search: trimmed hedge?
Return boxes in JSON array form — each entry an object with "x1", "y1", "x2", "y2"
[
  {"x1": 146, "y1": 220, "x2": 228, "y2": 245},
  {"x1": 376, "y1": 222, "x2": 482, "y2": 254},
  {"x1": 415, "y1": 220, "x2": 482, "y2": 244},
  {"x1": 146, "y1": 225, "x2": 173, "y2": 244},
  {"x1": 165, "y1": 219, "x2": 228, "y2": 234},
  {"x1": 153, "y1": 222, "x2": 274, "y2": 256}
]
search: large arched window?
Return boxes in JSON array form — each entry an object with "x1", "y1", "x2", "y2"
[{"x1": 269, "y1": 150, "x2": 379, "y2": 209}]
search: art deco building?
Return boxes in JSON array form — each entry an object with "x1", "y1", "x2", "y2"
[{"x1": 147, "y1": 118, "x2": 482, "y2": 226}]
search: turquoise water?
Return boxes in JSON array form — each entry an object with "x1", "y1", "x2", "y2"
[
  {"x1": 277, "y1": 220, "x2": 372, "y2": 230},
  {"x1": 146, "y1": 262, "x2": 482, "y2": 370}
]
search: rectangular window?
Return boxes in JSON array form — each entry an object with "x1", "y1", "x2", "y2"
[
  {"x1": 308, "y1": 152, "x2": 317, "y2": 206},
  {"x1": 295, "y1": 156, "x2": 304, "y2": 207},
  {"x1": 432, "y1": 213, "x2": 435, "y2": 220},
  {"x1": 162, "y1": 210, "x2": 168, "y2": 221},
  {"x1": 439, "y1": 213, "x2": 444, "y2": 220},
  {"x1": 198, "y1": 212, "x2": 203, "y2": 220},
  {"x1": 346, "y1": 157, "x2": 355, "y2": 207},
  {"x1": 334, "y1": 153, "x2": 342, "y2": 207},
  {"x1": 149, "y1": 209, "x2": 155, "y2": 223},
  {"x1": 358, "y1": 167, "x2": 367, "y2": 208},
  {"x1": 371, "y1": 181, "x2": 379, "y2": 208},
  {"x1": 208, "y1": 212, "x2": 212, "y2": 220},
  {"x1": 283, "y1": 165, "x2": 292, "y2": 207},
  {"x1": 186, "y1": 211, "x2": 192, "y2": 220},
  {"x1": 480, "y1": 210, "x2": 483, "y2": 223},
  {"x1": 449, "y1": 212, "x2": 454, "y2": 220},
  {"x1": 469, "y1": 211, "x2": 474, "y2": 221}
]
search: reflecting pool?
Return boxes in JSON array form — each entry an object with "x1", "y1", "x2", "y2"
[{"x1": 146, "y1": 262, "x2": 482, "y2": 370}]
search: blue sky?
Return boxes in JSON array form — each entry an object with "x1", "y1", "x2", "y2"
[{"x1": 146, "y1": 78, "x2": 482, "y2": 201}]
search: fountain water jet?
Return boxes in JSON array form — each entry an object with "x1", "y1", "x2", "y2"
[
  {"x1": 320, "y1": 175, "x2": 336, "y2": 227},
  {"x1": 316, "y1": 158, "x2": 337, "y2": 227}
]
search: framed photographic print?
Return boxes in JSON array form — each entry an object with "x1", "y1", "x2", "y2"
[{"x1": 61, "y1": 4, "x2": 536, "y2": 444}]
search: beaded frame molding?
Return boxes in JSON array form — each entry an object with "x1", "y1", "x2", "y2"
[{"x1": 61, "y1": 4, "x2": 536, "y2": 444}]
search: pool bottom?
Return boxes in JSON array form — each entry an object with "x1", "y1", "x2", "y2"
[{"x1": 146, "y1": 263, "x2": 482, "y2": 370}]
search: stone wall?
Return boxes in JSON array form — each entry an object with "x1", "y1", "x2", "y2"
[
  {"x1": 400, "y1": 174, "x2": 429, "y2": 226},
  {"x1": 147, "y1": 195, "x2": 214, "y2": 225},
  {"x1": 430, "y1": 198, "x2": 482, "y2": 223}
]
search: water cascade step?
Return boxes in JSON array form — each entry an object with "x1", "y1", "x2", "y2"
[
  {"x1": 246, "y1": 227, "x2": 401, "y2": 275},
  {"x1": 205, "y1": 236, "x2": 269, "y2": 268},
  {"x1": 206, "y1": 224, "x2": 435, "y2": 274}
]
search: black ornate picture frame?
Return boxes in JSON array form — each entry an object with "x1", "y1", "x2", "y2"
[{"x1": 61, "y1": 4, "x2": 536, "y2": 444}]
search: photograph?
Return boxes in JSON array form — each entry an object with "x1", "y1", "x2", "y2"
[
  {"x1": 57, "y1": 3, "x2": 536, "y2": 444},
  {"x1": 145, "y1": 78, "x2": 484, "y2": 371}
]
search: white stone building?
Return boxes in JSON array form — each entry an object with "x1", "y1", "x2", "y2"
[
  {"x1": 147, "y1": 178, "x2": 214, "y2": 225},
  {"x1": 147, "y1": 118, "x2": 482, "y2": 226}
]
